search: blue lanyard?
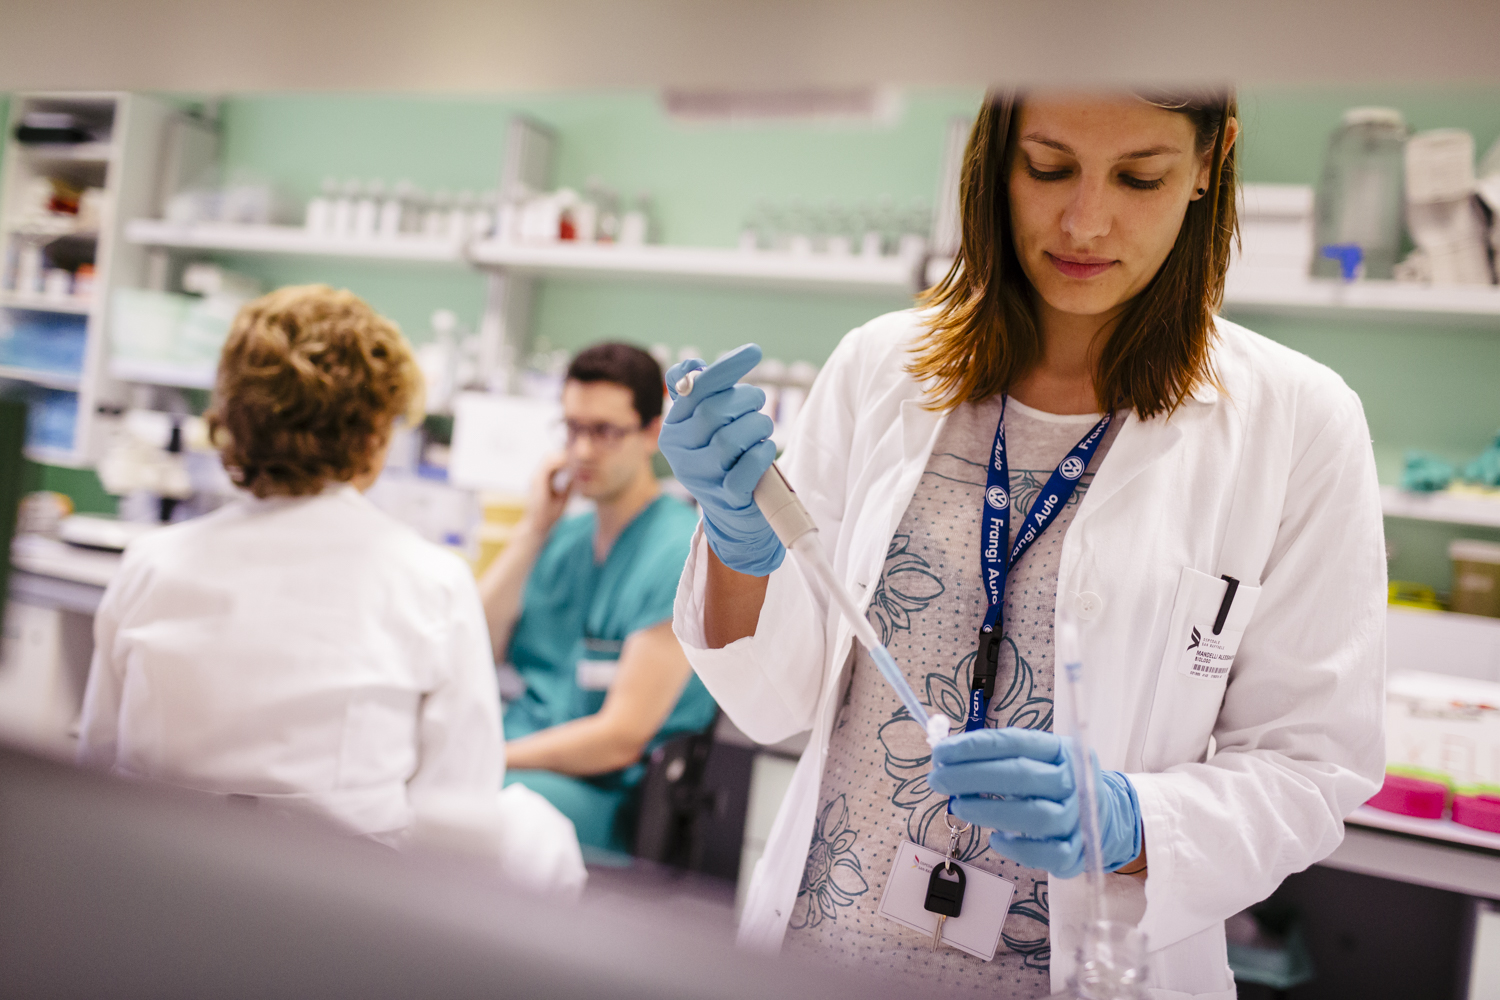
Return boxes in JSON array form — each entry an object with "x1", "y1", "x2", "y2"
[{"x1": 965, "y1": 397, "x2": 1112, "y2": 732}]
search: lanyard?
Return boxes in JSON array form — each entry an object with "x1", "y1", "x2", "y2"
[{"x1": 965, "y1": 397, "x2": 1112, "y2": 732}]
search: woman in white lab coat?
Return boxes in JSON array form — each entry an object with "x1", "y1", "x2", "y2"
[
  {"x1": 660, "y1": 92, "x2": 1385, "y2": 997},
  {"x1": 78, "y1": 285, "x2": 582, "y2": 889}
]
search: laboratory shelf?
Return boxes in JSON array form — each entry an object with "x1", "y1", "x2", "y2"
[
  {"x1": 123, "y1": 220, "x2": 469, "y2": 264},
  {"x1": 10, "y1": 534, "x2": 123, "y2": 589},
  {"x1": 470, "y1": 240, "x2": 923, "y2": 294},
  {"x1": 1222, "y1": 271, "x2": 1500, "y2": 323},
  {"x1": 16, "y1": 141, "x2": 115, "y2": 164},
  {"x1": 1347, "y1": 805, "x2": 1500, "y2": 853},
  {"x1": 0, "y1": 292, "x2": 93, "y2": 315},
  {"x1": 922, "y1": 256, "x2": 1500, "y2": 323},
  {"x1": 108, "y1": 356, "x2": 215, "y2": 391},
  {"x1": 1381, "y1": 485, "x2": 1500, "y2": 529},
  {"x1": 0, "y1": 364, "x2": 83, "y2": 391}
]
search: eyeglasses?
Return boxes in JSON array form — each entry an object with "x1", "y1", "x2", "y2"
[{"x1": 564, "y1": 419, "x2": 642, "y2": 447}]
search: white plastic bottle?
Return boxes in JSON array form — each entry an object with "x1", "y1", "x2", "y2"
[
  {"x1": 619, "y1": 193, "x2": 652, "y2": 246},
  {"x1": 330, "y1": 179, "x2": 359, "y2": 237},
  {"x1": 449, "y1": 191, "x2": 475, "y2": 241},
  {"x1": 304, "y1": 177, "x2": 335, "y2": 234},
  {"x1": 424, "y1": 191, "x2": 450, "y2": 238},
  {"x1": 379, "y1": 181, "x2": 411, "y2": 239},
  {"x1": 470, "y1": 191, "x2": 498, "y2": 241},
  {"x1": 353, "y1": 180, "x2": 381, "y2": 240}
]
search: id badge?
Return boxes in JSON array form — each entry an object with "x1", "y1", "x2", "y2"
[
  {"x1": 877, "y1": 839, "x2": 1015, "y2": 960},
  {"x1": 576, "y1": 637, "x2": 624, "y2": 691},
  {"x1": 1167, "y1": 567, "x2": 1261, "y2": 681}
]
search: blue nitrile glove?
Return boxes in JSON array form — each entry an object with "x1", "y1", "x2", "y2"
[
  {"x1": 661, "y1": 344, "x2": 784, "y2": 576},
  {"x1": 927, "y1": 727, "x2": 1143, "y2": 879}
]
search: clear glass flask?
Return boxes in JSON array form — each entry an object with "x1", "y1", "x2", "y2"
[{"x1": 1050, "y1": 921, "x2": 1149, "y2": 1000}]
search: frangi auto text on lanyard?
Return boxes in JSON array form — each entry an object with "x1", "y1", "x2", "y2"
[{"x1": 966, "y1": 398, "x2": 1112, "y2": 733}]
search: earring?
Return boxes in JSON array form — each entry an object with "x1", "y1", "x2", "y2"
[{"x1": 1196, "y1": 187, "x2": 1206, "y2": 195}]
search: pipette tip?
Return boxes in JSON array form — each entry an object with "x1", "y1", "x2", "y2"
[{"x1": 925, "y1": 713, "x2": 951, "y2": 748}]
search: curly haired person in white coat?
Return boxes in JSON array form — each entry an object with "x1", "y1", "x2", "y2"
[{"x1": 78, "y1": 285, "x2": 583, "y2": 894}]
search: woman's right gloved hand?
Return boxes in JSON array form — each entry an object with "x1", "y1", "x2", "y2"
[{"x1": 661, "y1": 344, "x2": 785, "y2": 576}]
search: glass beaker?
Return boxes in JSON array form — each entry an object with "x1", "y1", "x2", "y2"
[{"x1": 1051, "y1": 921, "x2": 1149, "y2": 1000}]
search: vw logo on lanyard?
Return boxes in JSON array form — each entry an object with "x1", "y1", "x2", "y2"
[{"x1": 968, "y1": 398, "x2": 1112, "y2": 732}]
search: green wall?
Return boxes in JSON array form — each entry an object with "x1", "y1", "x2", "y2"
[{"x1": 10, "y1": 84, "x2": 1500, "y2": 590}]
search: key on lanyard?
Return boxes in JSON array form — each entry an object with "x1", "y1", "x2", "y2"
[{"x1": 926, "y1": 814, "x2": 970, "y2": 950}]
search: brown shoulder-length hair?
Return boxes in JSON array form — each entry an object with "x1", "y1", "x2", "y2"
[
  {"x1": 207, "y1": 284, "x2": 424, "y2": 498},
  {"x1": 912, "y1": 90, "x2": 1239, "y2": 418}
]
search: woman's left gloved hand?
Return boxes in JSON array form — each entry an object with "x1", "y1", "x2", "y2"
[{"x1": 927, "y1": 727, "x2": 1143, "y2": 878}]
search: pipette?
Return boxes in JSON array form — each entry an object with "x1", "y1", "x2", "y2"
[{"x1": 676, "y1": 369, "x2": 949, "y2": 747}]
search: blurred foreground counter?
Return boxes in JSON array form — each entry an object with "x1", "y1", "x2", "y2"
[{"x1": 2, "y1": 533, "x2": 122, "y2": 752}]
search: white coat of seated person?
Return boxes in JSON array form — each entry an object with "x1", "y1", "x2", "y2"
[{"x1": 73, "y1": 284, "x2": 585, "y2": 900}]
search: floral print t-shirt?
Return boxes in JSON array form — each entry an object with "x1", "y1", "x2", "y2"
[{"x1": 779, "y1": 396, "x2": 1120, "y2": 997}]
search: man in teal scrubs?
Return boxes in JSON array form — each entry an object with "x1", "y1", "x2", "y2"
[{"x1": 479, "y1": 342, "x2": 715, "y2": 853}]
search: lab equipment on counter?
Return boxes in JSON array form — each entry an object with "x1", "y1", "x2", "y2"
[
  {"x1": 1385, "y1": 672, "x2": 1500, "y2": 794},
  {"x1": 1234, "y1": 184, "x2": 1315, "y2": 277},
  {"x1": 737, "y1": 195, "x2": 931, "y2": 258},
  {"x1": 1450, "y1": 539, "x2": 1500, "y2": 617},
  {"x1": 1404, "y1": 129, "x2": 1495, "y2": 286},
  {"x1": 109, "y1": 282, "x2": 254, "y2": 385},
  {"x1": 1451, "y1": 790, "x2": 1500, "y2": 833},
  {"x1": 1365, "y1": 769, "x2": 1449, "y2": 819},
  {"x1": 1311, "y1": 107, "x2": 1407, "y2": 281}
]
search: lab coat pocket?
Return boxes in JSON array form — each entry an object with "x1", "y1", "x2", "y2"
[{"x1": 1141, "y1": 567, "x2": 1261, "y2": 772}]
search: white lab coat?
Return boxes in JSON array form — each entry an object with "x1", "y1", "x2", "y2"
[
  {"x1": 78, "y1": 485, "x2": 505, "y2": 837},
  {"x1": 673, "y1": 310, "x2": 1386, "y2": 998}
]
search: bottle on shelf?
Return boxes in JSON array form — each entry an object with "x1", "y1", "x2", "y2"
[
  {"x1": 739, "y1": 200, "x2": 769, "y2": 252},
  {"x1": 353, "y1": 180, "x2": 382, "y2": 239},
  {"x1": 379, "y1": 181, "x2": 412, "y2": 239},
  {"x1": 448, "y1": 191, "x2": 475, "y2": 241},
  {"x1": 1312, "y1": 107, "x2": 1407, "y2": 281},
  {"x1": 495, "y1": 194, "x2": 522, "y2": 243},
  {"x1": 470, "y1": 191, "x2": 497, "y2": 241},
  {"x1": 423, "y1": 190, "x2": 451, "y2": 238},
  {"x1": 786, "y1": 199, "x2": 813, "y2": 256},
  {"x1": 330, "y1": 179, "x2": 359, "y2": 237},
  {"x1": 304, "y1": 177, "x2": 335, "y2": 234},
  {"x1": 823, "y1": 200, "x2": 853, "y2": 257},
  {"x1": 73, "y1": 263, "x2": 96, "y2": 302},
  {"x1": 595, "y1": 185, "x2": 621, "y2": 244},
  {"x1": 619, "y1": 193, "x2": 652, "y2": 246},
  {"x1": 15, "y1": 243, "x2": 44, "y2": 294}
]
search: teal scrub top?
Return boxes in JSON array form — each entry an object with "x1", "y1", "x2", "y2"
[{"x1": 503, "y1": 494, "x2": 716, "y2": 785}]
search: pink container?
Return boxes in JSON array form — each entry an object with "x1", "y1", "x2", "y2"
[
  {"x1": 1366, "y1": 773, "x2": 1447, "y2": 819},
  {"x1": 1452, "y1": 795, "x2": 1500, "y2": 833}
]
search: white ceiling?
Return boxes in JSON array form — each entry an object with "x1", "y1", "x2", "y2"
[{"x1": 3, "y1": 0, "x2": 1498, "y2": 92}]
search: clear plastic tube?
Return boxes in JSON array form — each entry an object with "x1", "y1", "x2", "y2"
[
  {"x1": 1057, "y1": 614, "x2": 1106, "y2": 926},
  {"x1": 790, "y1": 533, "x2": 948, "y2": 746}
]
